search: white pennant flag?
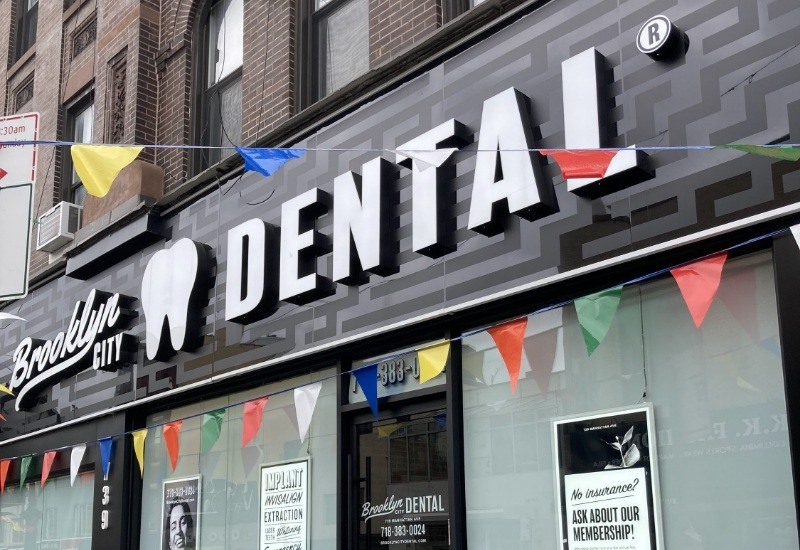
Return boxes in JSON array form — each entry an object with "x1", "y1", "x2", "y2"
[
  {"x1": 0, "y1": 313, "x2": 25, "y2": 323},
  {"x1": 71, "y1": 444, "x2": 86, "y2": 486},
  {"x1": 391, "y1": 148, "x2": 458, "y2": 172},
  {"x1": 791, "y1": 224, "x2": 800, "y2": 249},
  {"x1": 294, "y1": 382, "x2": 323, "y2": 443}
]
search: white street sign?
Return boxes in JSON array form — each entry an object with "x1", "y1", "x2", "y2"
[
  {"x1": 0, "y1": 112, "x2": 39, "y2": 302},
  {"x1": 0, "y1": 112, "x2": 38, "y2": 186}
]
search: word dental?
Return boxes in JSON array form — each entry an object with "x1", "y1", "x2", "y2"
[
  {"x1": 8, "y1": 290, "x2": 135, "y2": 411},
  {"x1": 225, "y1": 47, "x2": 653, "y2": 324}
]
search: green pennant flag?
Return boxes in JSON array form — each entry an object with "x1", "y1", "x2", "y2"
[
  {"x1": 201, "y1": 409, "x2": 225, "y2": 455},
  {"x1": 574, "y1": 286, "x2": 623, "y2": 356},
  {"x1": 717, "y1": 144, "x2": 800, "y2": 162},
  {"x1": 19, "y1": 456, "x2": 32, "y2": 488}
]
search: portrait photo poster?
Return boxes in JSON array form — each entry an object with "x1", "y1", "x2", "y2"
[{"x1": 162, "y1": 475, "x2": 202, "y2": 550}]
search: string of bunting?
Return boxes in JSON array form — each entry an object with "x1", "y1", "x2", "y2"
[
  {"x1": 1, "y1": 141, "x2": 798, "y2": 204},
  {"x1": 0, "y1": 214, "x2": 797, "y2": 490}
]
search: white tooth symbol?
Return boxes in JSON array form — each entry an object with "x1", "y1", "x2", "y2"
[{"x1": 141, "y1": 238, "x2": 208, "y2": 360}]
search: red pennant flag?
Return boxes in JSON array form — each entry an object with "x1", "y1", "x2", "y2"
[
  {"x1": 541, "y1": 149, "x2": 617, "y2": 178},
  {"x1": 671, "y1": 253, "x2": 727, "y2": 327},
  {"x1": 0, "y1": 460, "x2": 9, "y2": 493},
  {"x1": 487, "y1": 317, "x2": 528, "y2": 394},
  {"x1": 522, "y1": 328, "x2": 559, "y2": 394},
  {"x1": 162, "y1": 420, "x2": 183, "y2": 471},
  {"x1": 242, "y1": 397, "x2": 269, "y2": 448},
  {"x1": 41, "y1": 451, "x2": 57, "y2": 487}
]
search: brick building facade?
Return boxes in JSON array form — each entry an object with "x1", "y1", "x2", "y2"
[{"x1": 5, "y1": 0, "x2": 502, "y2": 285}]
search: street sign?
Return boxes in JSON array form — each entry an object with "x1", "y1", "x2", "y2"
[
  {"x1": 0, "y1": 183, "x2": 34, "y2": 300},
  {"x1": 0, "y1": 112, "x2": 39, "y2": 302},
  {"x1": 0, "y1": 112, "x2": 38, "y2": 185}
]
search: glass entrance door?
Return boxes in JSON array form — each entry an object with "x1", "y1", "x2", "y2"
[{"x1": 355, "y1": 409, "x2": 450, "y2": 549}]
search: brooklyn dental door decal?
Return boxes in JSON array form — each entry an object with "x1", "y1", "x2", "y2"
[
  {"x1": 553, "y1": 404, "x2": 664, "y2": 550},
  {"x1": 358, "y1": 410, "x2": 450, "y2": 548}
]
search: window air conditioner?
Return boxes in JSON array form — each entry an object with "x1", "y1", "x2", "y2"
[{"x1": 36, "y1": 201, "x2": 82, "y2": 252}]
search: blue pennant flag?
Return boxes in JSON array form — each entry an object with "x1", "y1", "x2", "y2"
[
  {"x1": 99, "y1": 437, "x2": 114, "y2": 481},
  {"x1": 354, "y1": 364, "x2": 379, "y2": 418},
  {"x1": 236, "y1": 147, "x2": 306, "y2": 177}
]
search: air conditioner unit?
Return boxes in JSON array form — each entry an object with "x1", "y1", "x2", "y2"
[{"x1": 36, "y1": 201, "x2": 82, "y2": 252}]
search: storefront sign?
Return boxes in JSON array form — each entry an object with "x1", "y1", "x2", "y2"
[
  {"x1": 553, "y1": 405, "x2": 663, "y2": 550},
  {"x1": 162, "y1": 476, "x2": 201, "y2": 550},
  {"x1": 8, "y1": 289, "x2": 136, "y2": 411},
  {"x1": 260, "y1": 459, "x2": 309, "y2": 550},
  {"x1": 362, "y1": 491, "x2": 446, "y2": 547}
]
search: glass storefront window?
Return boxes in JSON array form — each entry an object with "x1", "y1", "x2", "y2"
[
  {"x1": 139, "y1": 369, "x2": 338, "y2": 550},
  {"x1": 0, "y1": 472, "x2": 94, "y2": 550},
  {"x1": 462, "y1": 250, "x2": 799, "y2": 549}
]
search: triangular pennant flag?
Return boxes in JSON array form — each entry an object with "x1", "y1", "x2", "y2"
[
  {"x1": 736, "y1": 375, "x2": 760, "y2": 393},
  {"x1": 0, "y1": 313, "x2": 25, "y2": 322},
  {"x1": 541, "y1": 149, "x2": 618, "y2": 178},
  {"x1": 354, "y1": 364, "x2": 380, "y2": 417},
  {"x1": 433, "y1": 413, "x2": 447, "y2": 430},
  {"x1": 19, "y1": 456, "x2": 31, "y2": 488},
  {"x1": 671, "y1": 253, "x2": 727, "y2": 328},
  {"x1": 377, "y1": 424, "x2": 403, "y2": 438},
  {"x1": 0, "y1": 384, "x2": 13, "y2": 397},
  {"x1": 391, "y1": 147, "x2": 458, "y2": 171},
  {"x1": 41, "y1": 451, "x2": 56, "y2": 487},
  {"x1": 0, "y1": 459, "x2": 10, "y2": 493},
  {"x1": 242, "y1": 397, "x2": 269, "y2": 448},
  {"x1": 201, "y1": 409, "x2": 225, "y2": 455},
  {"x1": 294, "y1": 382, "x2": 323, "y2": 443},
  {"x1": 236, "y1": 147, "x2": 305, "y2": 177},
  {"x1": 418, "y1": 342, "x2": 450, "y2": 384},
  {"x1": 717, "y1": 144, "x2": 800, "y2": 162},
  {"x1": 132, "y1": 429, "x2": 148, "y2": 477},
  {"x1": 163, "y1": 420, "x2": 183, "y2": 471},
  {"x1": 791, "y1": 224, "x2": 800, "y2": 250},
  {"x1": 70, "y1": 444, "x2": 86, "y2": 486},
  {"x1": 241, "y1": 445, "x2": 262, "y2": 477},
  {"x1": 522, "y1": 327, "x2": 559, "y2": 393},
  {"x1": 99, "y1": 437, "x2": 114, "y2": 480},
  {"x1": 487, "y1": 317, "x2": 528, "y2": 394},
  {"x1": 71, "y1": 145, "x2": 143, "y2": 197},
  {"x1": 574, "y1": 286, "x2": 623, "y2": 355},
  {"x1": 0, "y1": 413, "x2": 6, "y2": 421}
]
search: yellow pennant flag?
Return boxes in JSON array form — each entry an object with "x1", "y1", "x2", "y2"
[
  {"x1": 418, "y1": 341, "x2": 450, "y2": 384},
  {"x1": 132, "y1": 429, "x2": 148, "y2": 477},
  {"x1": 71, "y1": 145, "x2": 144, "y2": 198},
  {"x1": 377, "y1": 424, "x2": 403, "y2": 438},
  {"x1": 0, "y1": 385, "x2": 13, "y2": 397}
]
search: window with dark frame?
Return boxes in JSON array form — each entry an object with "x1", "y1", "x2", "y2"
[
  {"x1": 196, "y1": 0, "x2": 242, "y2": 172},
  {"x1": 63, "y1": 93, "x2": 94, "y2": 207},
  {"x1": 14, "y1": 0, "x2": 38, "y2": 62},
  {"x1": 311, "y1": 0, "x2": 369, "y2": 102}
]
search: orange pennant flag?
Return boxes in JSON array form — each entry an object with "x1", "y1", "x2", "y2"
[
  {"x1": 242, "y1": 397, "x2": 268, "y2": 448},
  {"x1": 41, "y1": 451, "x2": 57, "y2": 487},
  {"x1": 0, "y1": 460, "x2": 9, "y2": 493},
  {"x1": 541, "y1": 149, "x2": 617, "y2": 178},
  {"x1": 162, "y1": 420, "x2": 183, "y2": 471},
  {"x1": 487, "y1": 317, "x2": 528, "y2": 394},
  {"x1": 671, "y1": 253, "x2": 727, "y2": 327}
]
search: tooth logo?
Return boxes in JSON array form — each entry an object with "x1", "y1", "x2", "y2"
[{"x1": 141, "y1": 239, "x2": 210, "y2": 360}]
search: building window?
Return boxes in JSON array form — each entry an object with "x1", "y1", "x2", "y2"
[
  {"x1": 462, "y1": 250, "x2": 799, "y2": 550},
  {"x1": 63, "y1": 94, "x2": 94, "y2": 206},
  {"x1": 14, "y1": 0, "x2": 38, "y2": 62},
  {"x1": 312, "y1": 0, "x2": 368, "y2": 100},
  {"x1": 196, "y1": 0, "x2": 242, "y2": 171}
]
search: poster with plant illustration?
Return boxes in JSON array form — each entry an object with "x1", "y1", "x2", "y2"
[{"x1": 553, "y1": 404, "x2": 663, "y2": 550}]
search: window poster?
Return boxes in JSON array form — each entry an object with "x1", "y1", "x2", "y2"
[
  {"x1": 259, "y1": 459, "x2": 310, "y2": 550},
  {"x1": 162, "y1": 476, "x2": 201, "y2": 550},
  {"x1": 553, "y1": 404, "x2": 664, "y2": 550}
]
